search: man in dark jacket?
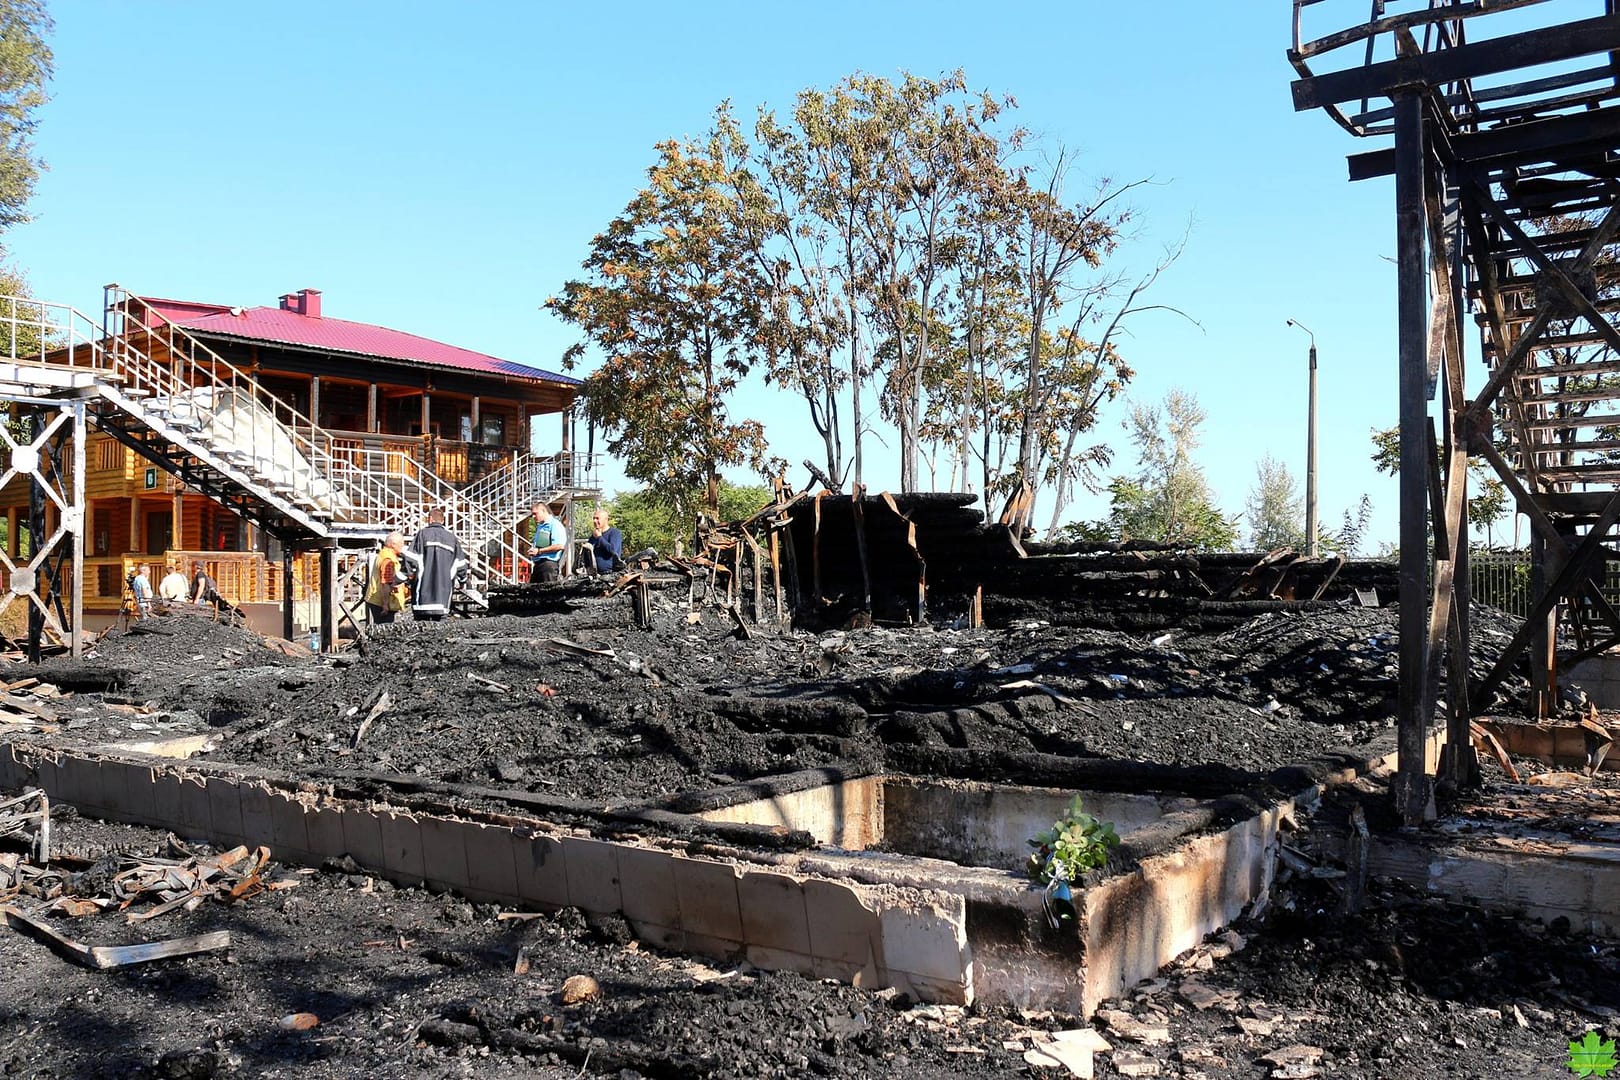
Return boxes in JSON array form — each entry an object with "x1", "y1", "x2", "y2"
[
  {"x1": 402, "y1": 508, "x2": 467, "y2": 620},
  {"x1": 584, "y1": 507, "x2": 624, "y2": 575}
]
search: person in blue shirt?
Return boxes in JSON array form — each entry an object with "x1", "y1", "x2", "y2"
[
  {"x1": 585, "y1": 507, "x2": 624, "y2": 575},
  {"x1": 525, "y1": 501, "x2": 567, "y2": 583}
]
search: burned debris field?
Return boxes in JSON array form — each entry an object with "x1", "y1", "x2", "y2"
[{"x1": 3, "y1": 534, "x2": 1618, "y2": 1079}]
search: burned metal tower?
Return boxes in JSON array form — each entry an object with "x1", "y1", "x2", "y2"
[{"x1": 1290, "y1": 1, "x2": 1620, "y2": 823}]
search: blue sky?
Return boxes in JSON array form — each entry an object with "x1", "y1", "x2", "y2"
[{"x1": 4, "y1": 1, "x2": 1479, "y2": 551}]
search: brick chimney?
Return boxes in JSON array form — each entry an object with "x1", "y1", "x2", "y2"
[{"x1": 278, "y1": 289, "x2": 322, "y2": 317}]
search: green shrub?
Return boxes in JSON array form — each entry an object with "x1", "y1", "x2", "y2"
[{"x1": 1027, "y1": 796, "x2": 1120, "y2": 923}]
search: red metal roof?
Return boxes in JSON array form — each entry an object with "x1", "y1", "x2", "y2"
[{"x1": 136, "y1": 295, "x2": 578, "y2": 386}]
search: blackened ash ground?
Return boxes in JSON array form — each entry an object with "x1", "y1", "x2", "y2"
[
  {"x1": 50, "y1": 599, "x2": 1484, "y2": 801},
  {"x1": 0, "y1": 814, "x2": 1613, "y2": 1079},
  {"x1": 1, "y1": 593, "x2": 1611, "y2": 1078}
]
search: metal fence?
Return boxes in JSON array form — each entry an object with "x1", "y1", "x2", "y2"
[{"x1": 1469, "y1": 551, "x2": 1533, "y2": 618}]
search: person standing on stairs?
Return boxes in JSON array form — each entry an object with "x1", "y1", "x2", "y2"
[{"x1": 402, "y1": 509, "x2": 467, "y2": 621}]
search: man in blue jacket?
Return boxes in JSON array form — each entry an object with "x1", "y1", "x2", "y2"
[{"x1": 584, "y1": 507, "x2": 624, "y2": 575}]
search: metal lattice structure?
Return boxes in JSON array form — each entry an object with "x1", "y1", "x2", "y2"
[{"x1": 1291, "y1": 0, "x2": 1620, "y2": 823}]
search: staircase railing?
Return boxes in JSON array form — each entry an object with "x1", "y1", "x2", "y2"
[
  {"x1": 0, "y1": 294, "x2": 108, "y2": 370},
  {"x1": 104, "y1": 286, "x2": 532, "y2": 583},
  {"x1": 462, "y1": 449, "x2": 604, "y2": 512}
]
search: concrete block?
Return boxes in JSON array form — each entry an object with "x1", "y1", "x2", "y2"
[
  {"x1": 673, "y1": 856, "x2": 743, "y2": 943},
  {"x1": 303, "y1": 800, "x2": 345, "y2": 862},
  {"x1": 618, "y1": 844, "x2": 681, "y2": 931},
  {"x1": 177, "y1": 775, "x2": 212, "y2": 841},
  {"x1": 561, "y1": 836, "x2": 622, "y2": 915},
  {"x1": 420, "y1": 815, "x2": 472, "y2": 892},
  {"x1": 685, "y1": 932, "x2": 744, "y2": 965},
  {"x1": 625, "y1": 916, "x2": 684, "y2": 953},
  {"x1": 340, "y1": 806, "x2": 386, "y2": 875},
  {"x1": 266, "y1": 790, "x2": 312, "y2": 864},
  {"x1": 378, "y1": 811, "x2": 426, "y2": 887},
  {"x1": 744, "y1": 944, "x2": 816, "y2": 977},
  {"x1": 149, "y1": 770, "x2": 184, "y2": 831},
  {"x1": 738, "y1": 870, "x2": 811, "y2": 955},
  {"x1": 116, "y1": 761, "x2": 158, "y2": 829},
  {"x1": 207, "y1": 777, "x2": 245, "y2": 847},
  {"x1": 98, "y1": 759, "x2": 134, "y2": 818},
  {"x1": 464, "y1": 823, "x2": 520, "y2": 903},
  {"x1": 58, "y1": 755, "x2": 102, "y2": 812},
  {"x1": 237, "y1": 784, "x2": 274, "y2": 848},
  {"x1": 877, "y1": 892, "x2": 970, "y2": 984},
  {"x1": 514, "y1": 831, "x2": 569, "y2": 909},
  {"x1": 888, "y1": 969, "x2": 971, "y2": 1006},
  {"x1": 804, "y1": 878, "x2": 881, "y2": 986}
]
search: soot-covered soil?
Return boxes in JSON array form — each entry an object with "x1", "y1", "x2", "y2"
[
  {"x1": 40, "y1": 593, "x2": 1510, "y2": 800},
  {"x1": 1, "y1": 590, "x2": 1612, "y2": 1078}
]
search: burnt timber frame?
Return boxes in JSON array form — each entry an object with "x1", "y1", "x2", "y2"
[{"x1": 1292, "y1": 1, "x2": 1620, "y2": 824}]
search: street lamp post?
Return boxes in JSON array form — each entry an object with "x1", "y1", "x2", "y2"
[{"x1": 1286, "y1": 319, "x2": 1319, "y2": 558}]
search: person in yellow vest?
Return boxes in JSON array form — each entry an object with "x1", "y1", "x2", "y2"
[{"x1": 364, "y1": 531, "x2": 408, "y2": 624}]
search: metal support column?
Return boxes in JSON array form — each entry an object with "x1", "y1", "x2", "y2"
[
  {"x1": 281, "y1": 553, "x2": 295, "y2": 643},
  {"x1": 70, "y1": 402, "x2": 84, "y2": 660},
  {"x1": 1394, "y1": 92, "x2": 1434, "y2": 825},
  {"x1": 318, "y1": 545, "x2": 335, "y2": 653}
]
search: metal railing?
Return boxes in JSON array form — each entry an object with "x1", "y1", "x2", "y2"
[
  {"x1": 461, "y1": 449, "x2": 603, "y2": 514},
  {"x1": 1467, "y1": 549, "x2": 1620, "y2": 621}
]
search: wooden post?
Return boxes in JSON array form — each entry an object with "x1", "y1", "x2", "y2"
[
  {"x1": 850, "y1": 484, "x2": 872, "y2": 625},
  {"x1": 1394, "y1": 90, "x2": 1434, "y2": 825},
  {"x1": 367, "y1": 383, "x2": 378, "y2": 433},
  {"x1": 812, "y1": 492, "x2": 824, "y2": 606},
  {"x1": 310, "y1": 376, "x2": 321, "y2": 427}
]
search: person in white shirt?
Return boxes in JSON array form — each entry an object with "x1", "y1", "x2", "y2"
[{"x1": 158, "y1": 565, "x2": 190, "y2": 603}]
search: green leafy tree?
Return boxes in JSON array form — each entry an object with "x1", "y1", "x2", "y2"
[
  {"x1": 1370, "y1": 425, "x2": 1508, "y2": 546},
  {"x1": 0, "y1": 0, "x2": 51, "y2": 233},
  {"x1": 1245, "y1": 453, "x2": 1305, "y2": 551},
  {"x1": 547, "y1": 132, "x2": 779, "y2": 516},
  {"x1": 1086, "y1": 390, "x2": 1237, "y2": 550},
  {"x1": 1327, "y1": 494, "x2": 1374, "y2": 557}
]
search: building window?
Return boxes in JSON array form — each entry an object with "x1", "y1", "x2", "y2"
[{"x1": 481, "y1": 414, "x2": 505, "y2": 445}]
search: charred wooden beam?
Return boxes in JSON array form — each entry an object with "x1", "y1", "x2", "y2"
[{"x1": 1294, "y1": 16, "x2": 1620, "y2": 112}]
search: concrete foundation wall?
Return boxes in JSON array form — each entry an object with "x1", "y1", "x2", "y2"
[
  {"x1": 699, "y1": 775, "x2": 1193, "y2": 872},
  {"x1": 882, "y1": 780, "x2": 1196, "y2": 872},
  {"x1": 696, "y1": 777, "x2": 884, "y2": 849},
  {"x1": 1077, "y1": 800, "x2": 1290, "y2": 1016},
  {"x1": 0, "y1": 743, "x2": 974, "y2": 1005},
  {"x1": 1478, "y1": 719, "x2": 1620, "y2": 773},
  {"x1": 1369, "y1": 837, "x2": 1620, "y2": 937},
  {"x1": 1569, "y1": 654, "x2": 1620, "y2": 710}
]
